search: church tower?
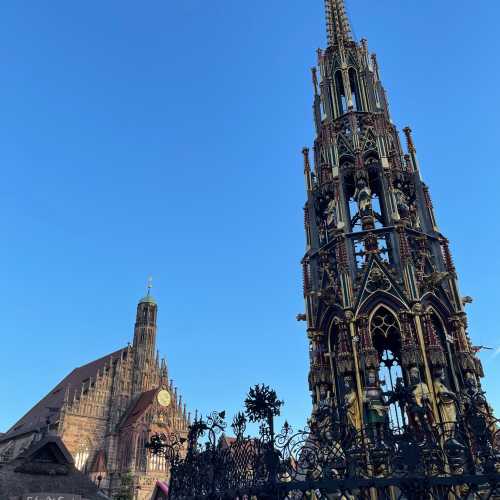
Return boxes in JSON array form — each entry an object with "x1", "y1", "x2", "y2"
[
  {"x1": 132, "y1": 280, "x2": 159, "y2": 396},
  {"x1": 302, "y1": 0, "x2": 493, "y2": 443}
]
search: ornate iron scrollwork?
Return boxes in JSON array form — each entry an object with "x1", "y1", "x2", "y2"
[{"x1": 147, "y1": 385, "x2": 500, "y2": 499}]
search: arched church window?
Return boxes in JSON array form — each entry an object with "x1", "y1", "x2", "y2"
[
  {"x1": 370, "y1": 307, "x2": 404, "y2": 429},
  {"x1": 136, "y1": 432, "x2": 148, "y2": 472},
  {"x1": 75, "y1": 442, "x2": 91, "y2": 471}
]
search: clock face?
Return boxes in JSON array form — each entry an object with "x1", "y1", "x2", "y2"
[{"x1": 157, "y1": 389, "x2": 171, "y2": 407}]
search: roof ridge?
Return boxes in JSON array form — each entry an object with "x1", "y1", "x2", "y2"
[{"x1": 1, "y1": 346, "x2": 128, "y2": 441}]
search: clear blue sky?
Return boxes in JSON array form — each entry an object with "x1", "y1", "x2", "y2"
[{"x1": 1, "y1": 0, "x2": 499, "y2": 433}]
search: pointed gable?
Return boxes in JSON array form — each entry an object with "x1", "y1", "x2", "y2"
[
  {"x1": 17, "y1": 434, "x2": 74, "y2": 469},
  {"x1": 0, "y1": 435, "x2": 106, "y2": 499},
  {"x1": 356, "y1": 255, "x2": 408, "y2": 313},
  {"x1": 119, "y1": 388, "x2": 158, "y2": 429}
]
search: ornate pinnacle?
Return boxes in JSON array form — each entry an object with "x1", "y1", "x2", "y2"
[
  {"x1": 302, "y1": 147, "x2": 313, "y2": 192},
  {"x1": 311, "y1": 68, "x2": 319, "y2": 96},
  {"x1": 403, "y1": 126, "x2": 416, "y2": 154},
  {"x1": 302, "y1": 147, "x2": 310, "y2": 172},
  {"x1": 324, "y1": 0, "x2": 352, "y2": 47}
]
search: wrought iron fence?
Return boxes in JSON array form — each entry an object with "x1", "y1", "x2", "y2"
[{"x1": 147, "y1": 384, "x2": 500, "y2": 499}]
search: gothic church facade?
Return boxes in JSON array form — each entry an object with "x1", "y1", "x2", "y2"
[{"x1": 0, "y1": 290, "x2": 189, "y2": 499}]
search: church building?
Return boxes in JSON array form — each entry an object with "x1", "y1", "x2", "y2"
[{"x1": 0, "y1": 286, "x2": 190, "y2": 499}]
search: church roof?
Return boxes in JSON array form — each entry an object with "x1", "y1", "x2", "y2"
[
  {"x1": 1, "y1": 347, "x2": 127, "y2": 442},
  {"x1": 119, "y1": 388, "x2": 158, "y2": 429}
]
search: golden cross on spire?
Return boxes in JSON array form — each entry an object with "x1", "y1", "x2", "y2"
[{"x1": 147, "y1": 276, "x2": 153, "y2": 296}]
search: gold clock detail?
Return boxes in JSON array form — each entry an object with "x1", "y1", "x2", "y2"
[{"x1": 157, "y1": 389, "x2": 171, "y2": 407}]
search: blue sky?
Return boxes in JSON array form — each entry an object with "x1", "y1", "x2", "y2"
[{"x1": 1, "y1": 0, "x2": 499, "y2": 433}]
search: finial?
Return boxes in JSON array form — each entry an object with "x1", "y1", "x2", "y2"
[
  {"x1": 311, "y1": 68, "x2": 319, "y2": 96},
  {"x1": 139, "y1": 275, "x2": 157, "y2": 304},
  {"x1": 302, "y1": 147, "x2": 310, "y2": 172},
  {"x1": 302, "y1": 147, "x2": 313, "y2": 192},
  {"x1": 403, "y1": 127, "x2": 416, "y2": 154},
  {"x1": 324, "y1": 0, "x2": 352, "y2": 47}
]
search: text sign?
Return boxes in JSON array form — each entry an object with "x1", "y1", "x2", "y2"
[{"x1": 22, "y1": 495, "x2": 81, "y2": 500}]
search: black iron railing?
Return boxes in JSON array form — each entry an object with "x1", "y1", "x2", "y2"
[{"x1": 147, "y1": 384, "x2": 500, "y2": 499}]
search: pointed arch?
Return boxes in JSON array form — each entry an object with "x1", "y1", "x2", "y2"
[
  {"x1": 318, "y1": 303, "x2": 347, "y2": 333},
  {"x1": 358, "y1": 290, "x2": 409, "y2": 318},
  {"x1": 363, "y1": 150, "x2": 380, "y2": 166},
  {"x1": 368, "y1": 305, "x2": 402, "y2": 363},
  {"x1": 425, "y1": 305, "x2": 447, "y2": 335},
  {"x1": 339, "y1": 154, "x2": 355, "y2": 170},
  {"x1": 422, "y1": 303, "x2": 459, "y2": 391},
  {"x1": 327, "y1": 315, "x2": 344, "y2": 355},
  {"x1": 368, "y1": 303, "x2": 402, "y2": 332},
  {"x1": 421, "y1": 292, "x2": 453, "y2": 320},
  {"x1": 367, "y1": 304, "x2": 405, "y2": 428}
]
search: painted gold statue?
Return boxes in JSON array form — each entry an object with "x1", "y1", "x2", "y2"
[
  {"x1": 433, "y1": 368, "x2": 458, "y2": 435},
  {"x1": 407, "y1": 366, "x2": 435, "y2": 439},
  {"x1": 353, "y1": 177, "x2": 372, "y2": 217},
  {"x1": 344, "y1": 377, "x2": 362, "y2": 432}
]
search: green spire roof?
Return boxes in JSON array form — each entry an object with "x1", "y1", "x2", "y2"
[
  {"x1": 139, "y1": 276, "x2": 156, "y2": 304},
  {"x1": 139, "y1": 294, "x2": 156, "y2": 305}
]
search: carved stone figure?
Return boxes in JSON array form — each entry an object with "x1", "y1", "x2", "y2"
[
  {"x1": 409, "y1": 203, "x2": 422, "y2": 229},
  {"x1": 312, "y1": 384, "x2": 340, "y2": 444},
  {"x1": 364, "y1": 369, "x2": 388, "y2": 445},
  {"x1": 422, "y1": 271, "x2": 450, "y2": 292},
  {"x1": 392, "y1": 178, "x2": 410, "y2": 219},
  {"x1": 353, "y1": 177, "x2": 372, "y2": 217},
  {"x1": 325, "y1": 196, "x2": 338, "y2": 228},
  {"x1": 407, "y1": 366, "x2": 435, "y2": 439},
  {"x1": 343, "y1": 378, "x2": 362, "y2": 432},
  {"x1": 314, "y1": 383, "x2": 333, "y2": 417},
  {"x1": 433, "y1": 368, "x2": 458, "y2": 435}
]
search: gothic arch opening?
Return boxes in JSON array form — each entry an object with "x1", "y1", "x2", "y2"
[
  {"x1": 344, "y1": 169, "x2": 386, "y2": 233},
  {"x1": 335, "y1": 70, "x2": 347, "y2": 115},
  {"x1": 348, "y1": 68, "x2": 362, "y2": 111},
  {"x1": 327, "y1": 318, "x2": 351, "y2": 410},
  {"x1": 426, "y1": 307, "x2": 458, "y2": 390},
  {"x1": 136, "y1": 430, "x2": 149, "y2": 472},
  {"x1": 369, "y1": 305, "x2": 404, "y2": 428}
]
